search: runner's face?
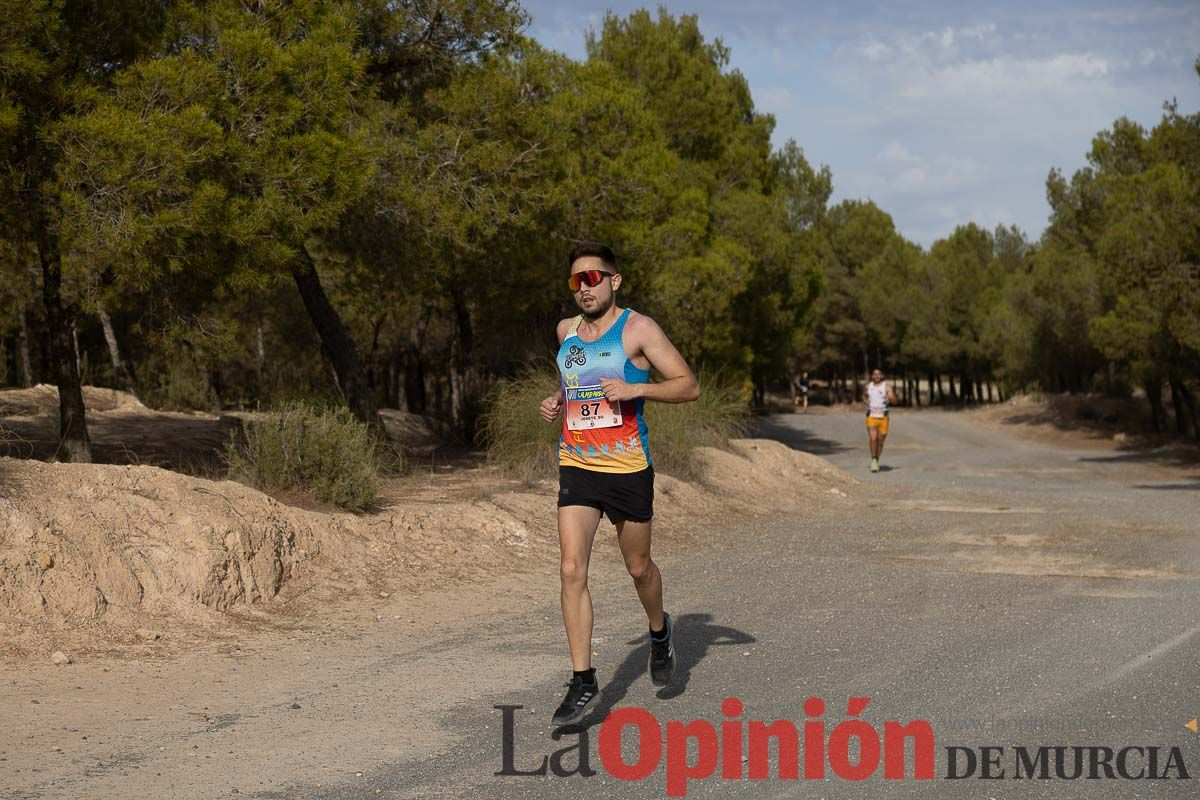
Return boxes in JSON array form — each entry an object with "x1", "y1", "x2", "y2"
[
  {"x1": 570, "y1": 256, "x2": 618, "y2": 319},
  {"x1": 872, "y1": 370, "x2": 883, "y2": 383}
]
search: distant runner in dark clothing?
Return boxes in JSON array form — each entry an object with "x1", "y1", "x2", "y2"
[{"x1": 794, "y1": 371, "x2": 810, "y2": 414}]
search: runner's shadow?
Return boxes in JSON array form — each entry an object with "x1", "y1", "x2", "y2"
[
  {"x1": 751, "y1": 416, "x2": 850, "y2": 455},
  {"x1": 565, "y1": 613, "x2": 755, "y2": 732}
]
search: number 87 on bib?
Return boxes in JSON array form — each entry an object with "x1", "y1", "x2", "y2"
[{"x1": 565, "y1": 385, "x2": 623, "y2": 430}]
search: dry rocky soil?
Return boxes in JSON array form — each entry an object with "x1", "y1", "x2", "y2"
[{"x1": 0, "y1": 385, "x2": 853, "y2": 663}]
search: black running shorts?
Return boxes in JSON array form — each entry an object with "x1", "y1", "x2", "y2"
[{"x1": 557, "y1": 466, "x2": 654, "y2": 524}]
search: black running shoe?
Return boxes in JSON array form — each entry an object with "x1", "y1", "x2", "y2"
[
  {"x1": 552, "y1": 675, "x2": 601, "y2": 727},
  {"x1": 648, "y1": 612, "x2": 676, "y2": 687}
]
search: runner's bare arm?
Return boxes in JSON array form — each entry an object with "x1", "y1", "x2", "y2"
[
  {"x1": 601, "y1": 315, "x2": 699, "y2": 403},
  {"x1": 539, "y1": 318, "x2": 575, "y2": 422}
]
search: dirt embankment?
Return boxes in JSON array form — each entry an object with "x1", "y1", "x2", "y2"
[{"x1": 0, "y1": 422, "x2": 854, "y2": 659}]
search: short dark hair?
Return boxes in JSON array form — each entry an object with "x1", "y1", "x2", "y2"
[{"x1": 568, "y1": 241, "x2": 617, "y2": 271}]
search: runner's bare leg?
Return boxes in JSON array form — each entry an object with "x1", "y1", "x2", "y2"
[
  {"x1": 615, "y1": 519, "x2": 665, "y2": 631},
  {"x1": 559, "y1": 506, "x2": 602, "y2": 671}
]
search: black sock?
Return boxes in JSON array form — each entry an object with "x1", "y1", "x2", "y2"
[
  {"x1": 650, "y1": 619, "x2": 669, "y2": 640},
  {"x1": 573, "y1": 668, "x2": 596, "y2": 685}
]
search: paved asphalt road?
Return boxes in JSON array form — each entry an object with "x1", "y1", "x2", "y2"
[{"x1": 244, "y1": 410, "x2": 1200, "y2": 800}]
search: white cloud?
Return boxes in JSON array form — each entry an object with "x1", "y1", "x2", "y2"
[
  {"x1": 959, "y1": 22, "x2": 997, "y2": 41},
  {"x1": 871, "y1": 22, "x2": 996, "y2": 63},
  {"x1": 861, "y1": 38, "x2": 892, "y2": 61},
  {"x1": 899, "y1": 53, "x2": 1110, "y2": 101},
  {"x1": 875, "y1": 144, "x2": 986, "y2": 195},
  {"x1": 879, "y1": 141, "x2": 922, "y2": 164}
]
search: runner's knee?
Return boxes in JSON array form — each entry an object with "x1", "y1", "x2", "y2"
[
  {"x1": 560, "y1": 557, "x2": 588, "y2": 588},
  {"x1": 625, "y1": 557, "x2": 655, "y2": 583}
]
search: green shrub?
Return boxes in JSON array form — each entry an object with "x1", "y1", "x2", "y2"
[
  {"x1": 644, "y1": 373, "x2": 750, "y2": 478},
  {"x1": 144, "y1": 353, "x2": 217, "y2": 411},
  {"x1": 478, "y1": 362, "x2": 561, "y2": 484},
  {"x1": 225, "y1": 403, "x2": 395, "y2": 511},
  {"x1": 479, "y1": 363, "x2": 749, "y2": 482}
]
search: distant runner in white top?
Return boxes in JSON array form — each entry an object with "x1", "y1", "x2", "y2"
[{"x1": 864, "y1": 368, "x2": 897, "y2": 473}]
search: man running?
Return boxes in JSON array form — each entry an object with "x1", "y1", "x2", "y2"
[
  {"x1": 793, "y1": 371, "x2": 810, "y2": 413},
  {"x1": 539, "y1": 242, "x2": 700, "y2": 727},
  {"x1": 864, "y1": 368, "x2": 897, "y2": 473}
]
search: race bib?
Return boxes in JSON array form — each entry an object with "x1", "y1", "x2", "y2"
[{"x1": 565, "y1": 385, "x2": 623, "y2": 431}]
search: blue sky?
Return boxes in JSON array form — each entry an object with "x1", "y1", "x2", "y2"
[{"x1": 519, "y1": 0, "x2": 1200, "y2": 247}]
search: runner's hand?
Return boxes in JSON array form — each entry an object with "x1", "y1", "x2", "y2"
[
  {"x1": 539, "y1": 393, "x2": 562, "y2": 422},
  {"x1": 600, "y1": 379, "x2": 642, "y2": 403}
]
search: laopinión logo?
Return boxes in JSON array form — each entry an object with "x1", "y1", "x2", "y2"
[{"x1": 495, "y1": 696, "x2": 1193, "y2": 797}]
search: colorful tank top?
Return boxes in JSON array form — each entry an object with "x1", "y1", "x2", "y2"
[{"x1": 557, "y1": 308, "x2": 651, "y2": 473}]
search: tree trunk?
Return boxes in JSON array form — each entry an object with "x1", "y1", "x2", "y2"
[
  {"x1": 290, "y1": 245, "x2": 381, "y2": 429},
  {"x1": 366, "y1": 314, "x2": 385, "y2": 392},
  {"x1": 37, "y1": 214, "x2": 92, "y2": 462},
  {"x1": 254, "y1": 319, "x2": 266, "y2": 389},
  {"x1": 16, "y1": 312, "x2": 33, "y2": 387},
  {"x1": 928, "y1": 372, "x2": 936, "y2": 405},
  {"x1": 448, "y1": 284, "x2": 474, "y2": 428},
  {"x1": 210, "y1": 366, "x2": 225, "y2": 405},
  {"x1": 1178, "y1": 381, "x2": 1200, "y2": 442},
  {"x1": 98, "y1": 305, "x2": 137, "y2": 395},
  {"x1": 1168, "y1": 374, "x2": 1187, "y2": 436},
  {"x1": 72, "y1": 323, "x2": 82, "y2": 378},
  {"x1": 1146, "y1": 381, "x2": 1163, "y2": 433},
  {"x1": 432, "y1": 372, "x2": 445, "y2": 417},
  {"x1": 318, "y1": 342, "x2": 340, "y2": 391},
  {"x1": 385, "y1": 347, "x2": 398, "y2": 409},
  {"x1": 403, "y1": 312, "x2": 429, "y2": 414},
  {"x1": 403, "y1": 345, "x2": 426, "y2": 414}
]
